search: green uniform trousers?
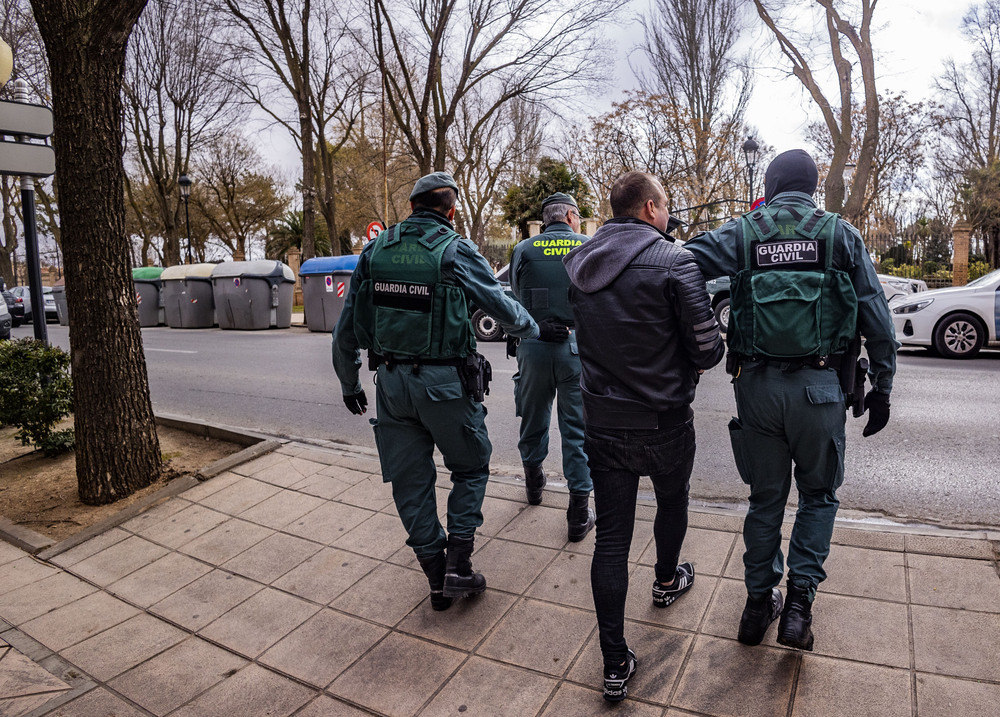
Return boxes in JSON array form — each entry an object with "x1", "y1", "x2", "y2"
[
  {"x1": 371, "y1": 363, "x2": 492, "y2": 558},
  {"x1": 728, "y1": 361, "x2": 847, "y2": 601},
  {"x1": 512, "y1": 339, "x2": 591, "y2": 493}
]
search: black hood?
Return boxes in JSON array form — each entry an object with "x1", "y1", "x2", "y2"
[{"x1": 764, "y1": 149, "x2": 819, "y2": 203}]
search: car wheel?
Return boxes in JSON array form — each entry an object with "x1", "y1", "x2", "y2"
[
  {"x1": 471, "y1": 309, "x2": 503, "y2": 342},
  {"x1": 932, "y1": 312, "x2": 985, "y2": 359},
  {"x1": 714, "y1": 297, "x2": 730, "y2": 333}
]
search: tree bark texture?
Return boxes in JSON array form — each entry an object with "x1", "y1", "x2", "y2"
[{"x1": 30, "y1": 0, "x2": 162, "y2": 505}]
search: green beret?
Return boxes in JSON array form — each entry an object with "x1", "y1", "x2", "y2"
[
  {"x1": 541, "y1": 192, "x2": 578, "y2": 210},
  {"x1": 409, "y1": 171, "x2": 459, "y2": 200}
]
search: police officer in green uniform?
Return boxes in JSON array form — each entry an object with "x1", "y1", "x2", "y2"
[
  {"x1": 510, "y1": 192, "x2": 594, "y2": 541},
  {"x1": 333, "y1": 172, "x2": 558, "y2": 612},
  {"x1": 684, "y1": 150, "x2": 898, "y2": 651}
]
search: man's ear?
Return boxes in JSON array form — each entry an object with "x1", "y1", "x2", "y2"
[{"x1": 447, "y1": 206, "x2": 457, "y2": 221}]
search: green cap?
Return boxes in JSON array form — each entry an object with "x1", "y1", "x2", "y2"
[
  {"x1": 541, "y1": 192, "x2": 578, "y2": 210},
  {"x1": 409, "y1": 171, "x2": 459, "y2": 201}
]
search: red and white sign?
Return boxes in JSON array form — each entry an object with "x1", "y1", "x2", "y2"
[
  {"x1": 365, "y1": 221, "x2": 385, "y2": 244},
  {"x1": 325, "y1": 275, "x2": 334, "y2": 293},
  {"x1": 136, "y1": 291, "x2": 142, "y2": 304},
  {"x1": 337, "y1": 281, "x2": 345, "y2": 298}
]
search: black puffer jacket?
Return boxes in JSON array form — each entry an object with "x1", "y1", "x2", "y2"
[{"x1": 563, "y1": 218, "x2": 724, "y2": 428}]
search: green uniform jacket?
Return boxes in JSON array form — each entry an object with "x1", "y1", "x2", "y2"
[{"x1": 684, "y1": 192, "x2": 898, "y2": 393}]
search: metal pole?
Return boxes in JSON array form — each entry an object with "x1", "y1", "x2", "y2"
[
  {"x1": 748, "y1": 164, "x2": 754, "y2": 205},
  {"x1": 14, "y1": 79, "x2": 47, "y2": 344},
  {"x1": 183, "y1": 196, "x2": 192, "y2": 264}
]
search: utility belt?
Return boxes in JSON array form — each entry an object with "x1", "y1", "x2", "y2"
[
  {"x1": 726, "y1": 352, "x2": 846, "y2": 375},
  {"x1": 368, "y1": 350, "x2": 492, "y2": 402}
]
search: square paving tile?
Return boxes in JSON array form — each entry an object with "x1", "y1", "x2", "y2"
[
  {"x1": 259, "y1": 609, "x2": 387, "y2": 688},
  {"x1": 525, "y1": 551, "x2": 595, "y2": 610},
  {"x1": 47, "y1": 528, "x2": 129, "y2": 568},
  {"x1": 904, "y1": 534, "x2": 993, "y2": 560},
  {"x1": 821, "y1": 545, "x2": 907, "y2": 602},
  {"x1": 283, "y1": 501, "x2": 374, "y2": 545},
  {"x1": 220, "y1": 532, "x2": 322, "y2": 584},
  {"x1": 60, "y1": 613, "x2": 186, "y2": 681},
  {"x1": 791, "y1": 655, "x2": 910, "y2": 717},
  {"x1": 541, "y1": 683, "x2": 663, "y2": 716},
  {"x1": 169, "y1": 663, "x2": 315, "y2": 717},
  {"x1": 294, "y1": 695, "x2": 373, "y2": 716},
  {"x1": 907, "y1": 553, "x2": 1000, "y2": 611},
  {"x1": 196, "y1": 478, "x2": 282, "y2": 517},
  {"x1": 0, "y1": 571, "x2": 96, "y2": 625},
  {"x1": 0, "y1": 646, "x2": 71, "y2": 705},
  {"x1": 46, "y1": 687, "x2": 148, "y2": 716},
  {"x1": 912, "y1": 604, "x2": 1000, "y2": 681},
  {"x1": 134, "y1": 503, "x2": 230, "y2": 549},
  {"x1": 915, "y1": 672, "x2": 1000, "y2": 716},
  {"x1": 332, "y1": 512, "x2": 410, "y2": 560},
  {"x1": 638, "y1": 526, "x2": 737, "y2": 578},
  {"x1": 199, "y1": 587, "x2": 319, "y2": 658},
  {"x1": 319, "y1": 464, "x2": 377, "y2": 485},
  {"x1": 328, "y1": 632, "x2": 464, "y2": 717},
  {"x1": 477, "y1": 598, "x2": 593, "y2": 676},
  {"x1": 232, "y1": 451, "x2": 289, "y2": 478},
  {"x1": 421, "y1": 655, "x2": 557, "y2": 717},
  {"x1": 805, "y1": 592, "x2": 910, "y2": 667},
  {"x1": 109, "y1": 637, "x2": 247, "y2": 715},
  {"x1": 178, "y1": 517, "x2": 274, "y2": 564},
  {"x1": 330, "y1": 563, "x2": 428, "y2": 626},
  {"x1": 149, "y1": 569, "x2": 262, "y2": 631},
  {"x1": 0, "y1": 541, "x2": 25, "y2": 567},
  {"x1": 106, "y1": 551, "x2": 212, "y2": 607},
  {"x1": 272, "y1": 547, "x2": 380, "y2": 604},
  {"x1": 496, "y1": 506, "x2": 570, "y2": 549},
  {"x1": 567, "y1": 620, "x2": 692, "y2": 705},
  {"x1": 625, "y1": 565, "x2": 713, "y2": 633},
  {"x1": 476, "y1": 496, "x2": 525, "y2": 537},
  {"x1": 470, "y1": 538, "x2": 558, "y2": 595},
  {"x1": 333, "y1": 475, "x2": 395, "y2": 512},
  {"x1": 118, "y1": 500, "x2": 191, "y2": 537},
  {"x1": 701, "y1": 577, "x2": 777, "y2": 645},
  {"x1": 397, "y1": 589, "x2": 516, "y2": 651},
  {"x1": 244, "y1": 457, "x2": 322, "y2": 488},
  {"x1": 21, "y1": 591, "x2": 141, "y2": 652},
  {"x1": 69, "y1": 535, "x2": 169, "y2": 586},
  {"x1": 673, "y1": 635, "x2": 797, "y2": 717},
  {"x1": 178, "y1": 471, "x2": 242, "y2": 502},
  {"x1": 289, "y1": 472, "x2": 353, "y2": 500},
  {"x1": 0, "y1": 557, "x2": 61, "y2": 597},
  {"x1": 237, "y1": 489, "x2": 326, "y2": 530}
]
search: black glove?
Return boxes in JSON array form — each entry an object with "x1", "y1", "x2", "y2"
[
  {"x1": 862, "y1": 389, "x2": 890, "y2": 437},
  {"x1": 343, "y1": 390, "x2": 368, "y2": 415},
  {"x1": 537, "y1": 320, "x2": 570, "y2": 343}
]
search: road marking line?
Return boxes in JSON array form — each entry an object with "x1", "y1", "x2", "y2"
[{"x1": 146, "y1": 348, "x2": 197, "y2": 354}]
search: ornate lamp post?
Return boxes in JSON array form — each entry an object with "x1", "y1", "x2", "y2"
[
  {"x1": 178, "y1": 174, "x2": 193, "y2": 264},
  {"x1": 742, "y1": 137, "x2": 760, "y2": 205}
]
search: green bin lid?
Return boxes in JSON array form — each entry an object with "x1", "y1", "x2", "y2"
[{"x1": 132, "y1": 266, "x2": 164, "y2": 280}]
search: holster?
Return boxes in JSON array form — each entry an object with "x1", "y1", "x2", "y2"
[
  {"x1": 505, "y1": 334, "x2": 519, "y2": 359},
  {"x1": 459, "y1": 352, "x2": 492, "y2": 402}
]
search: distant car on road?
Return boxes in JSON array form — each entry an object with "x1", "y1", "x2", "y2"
[
  {"x1": 891, "y1": 267, "x2": 1000, "y2": 358},
  {"x1": 2, "y1": 289, "x2": 24, "y2": 327},
  {"x1": 470, "y1": 264, "x2": 511, "y2": 342},
  {"x1": 10, "y1": 285, "x2": 58, "y2": 323}
]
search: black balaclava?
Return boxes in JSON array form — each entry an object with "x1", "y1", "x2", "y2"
[{"x1": 763, "y1": 149, "x2": 819, "y2": 203}]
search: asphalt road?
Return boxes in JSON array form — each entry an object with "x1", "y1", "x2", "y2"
[{"x1": 16, "y1": 323, "x2": 1000, "y2": 528}]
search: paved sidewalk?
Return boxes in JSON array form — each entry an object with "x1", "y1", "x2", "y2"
[{"x1": 1, "y1": 439, "x2": 999, "y2": 716}]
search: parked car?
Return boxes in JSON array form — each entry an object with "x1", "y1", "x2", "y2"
[
  {"x1": 2, "y1": 289, "x2": 24, "y2": 327},
  {"x1": 10, "y1": 285, "x2": 58, "y2": 322},
  {"x1": 469, "y1": 264, "x2": 512, "y2": 342},
  {"x1": 878, "y1": 274, "x2": 928, "y2": 302},
  {"x1": 705, "y1": 276, "x2": 731, "y2": 333},
  {"x1": 0, "y1": 293, "x2": 10, "y2": 340},
  {"x1": 890, "y1": 267, "x2": 1000, "y2": 358}
]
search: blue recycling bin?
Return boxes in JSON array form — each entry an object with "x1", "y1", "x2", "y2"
[{"x1": 299, "y1": 255, "x2": 360, "y2": 332}]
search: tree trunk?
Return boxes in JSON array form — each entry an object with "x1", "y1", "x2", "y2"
[{"x1": 31, "y1": 0, "x2": 161, "y2": 505}]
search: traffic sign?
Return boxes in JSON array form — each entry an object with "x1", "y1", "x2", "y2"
[
  {"x1": 0, "y1": 99, "x2": 54, "y2": 138},
  {"x1": 365, "y1": 221, "x2": 385, "y2": 244},
  {"x1": 0, "y1": 140, "x2": 55, "y2": 177}
]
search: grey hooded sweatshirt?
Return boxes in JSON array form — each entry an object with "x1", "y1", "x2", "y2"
[{"x1": 563, "y1": 219, "x2": 724, "y2": 428}]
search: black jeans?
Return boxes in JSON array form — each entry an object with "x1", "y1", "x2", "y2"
[{"x1": 586, "y1": 418, "x2": 696, "y2": 664}]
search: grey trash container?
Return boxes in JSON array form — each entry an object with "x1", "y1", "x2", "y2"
[
  {"x1": 161, "y1": 264, "x2": 216, "y2": 328},
  {"x1": 211, "y1": 260, "x2": 295, "y2": 330},
  {"x1": 299, "y1": 255, "x2": 360, "y2": 333},
  {"x1": 52, "y1": 285, "x2": 69, "y2": 326},
  {"x1": 133, "y1": 267, "x2": 165, "y2": 327}
]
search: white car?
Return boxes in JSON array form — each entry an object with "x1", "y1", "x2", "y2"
[
  {"x1": 890, "y1": 268, "x2": 1000, "y2": 358},
  {"x1": 878, "y1": 274, "x2": 928, "y2": 302}
]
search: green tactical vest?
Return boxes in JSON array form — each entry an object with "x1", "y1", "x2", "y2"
[
  {"x1": 353, "y1": 219, "x2": 475, "y2": 359},
  {"x1": 513, "y1": 228, "x2": 584, "y2": 325},
  {"x1": 729, "y1": 204, "x2": 858, "y2": 359}
]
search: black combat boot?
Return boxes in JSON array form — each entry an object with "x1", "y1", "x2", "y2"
[
  {"x1": 442, "y1": 535, "x2": 486, "y2": 599},
  {"x1": 416, "y1": 551, "x2": 452, "y2": 612},
  {"x1": 737, "y1": 588, "x2": 784, "y2": 646},
  {"x1": 524, "y1": 464, "x2": 545, "y2": 505},
  {"x1": 777, "y1": 583, "x2": 815, "y2": 651},
  {"x1": 566, "y1": 492, "x2": 596, "y2": 542}
]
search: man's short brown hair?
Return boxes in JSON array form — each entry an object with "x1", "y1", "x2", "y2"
[
  {"x1": 412, "y1": 186, "x2": 458, "y2": 214},
  {"x1": 609, "y1": 171, "x2": 664, "y2": 218}
]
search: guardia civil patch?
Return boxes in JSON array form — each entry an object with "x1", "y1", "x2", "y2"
[
  {"x1": 373, "y1": 280, "x2": 433, "y2": 311},
  {"x1": 753, "y1": 239, "x2": 820, "y2": 269}
]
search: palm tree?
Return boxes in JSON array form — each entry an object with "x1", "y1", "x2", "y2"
[{"x1": 267, "y1": 211, "x2": 331, "y2": 259}]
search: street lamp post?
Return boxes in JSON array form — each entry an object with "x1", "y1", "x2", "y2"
[
  {"x1": 742, "y1": 137, "x2": 760, "y2": 206},
  {"x1": 178, "y1": 173, "x2": 193, "y2": 264}
]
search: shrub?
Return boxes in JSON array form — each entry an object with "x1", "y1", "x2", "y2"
[
  {"x1": 969, "y1": 261, "x2": 993, "y2": 281},
  {"x1": 0, "y1": 339, "x2": 74, "y2": 455}
]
